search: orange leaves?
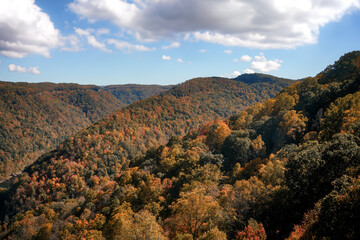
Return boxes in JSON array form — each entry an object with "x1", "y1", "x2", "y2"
[
  {"x1": 237, "y1": 221, "x2": 267, "y2": 240},
  {"x1": 280, "y1": 110, "x2": 308, "y2": 140},
  {"x1": 206, "y1": 120, "x2": 231, "y2": 151}
]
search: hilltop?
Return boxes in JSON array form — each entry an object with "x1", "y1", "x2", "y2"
[
  {"x1": 0, "y1": 82, "x2": 173, "y2": 181},
  {"x1": 0, "y1": 75, "x2": 292, "y2": 182},
  {"x1": 0, "y1": 73, "x2": 297, "y2": 239},
  {"x1": 102, "y1": 84, "x2": 173, "y2": 105}
]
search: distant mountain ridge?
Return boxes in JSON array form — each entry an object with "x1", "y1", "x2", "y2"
[
  {"x1": 102, "y1": 84, "x2": 174, "y2": 105},
  {"x1": 234, "y1": 73, "x2": 296, "y2": 85},
  {"x1": 0, "y1": 81, "x2": 172, "y2": 181}
]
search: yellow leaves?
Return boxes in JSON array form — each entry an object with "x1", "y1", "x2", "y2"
[
  {"x1": 259, "y1": 159, "x2": 285, "y2": 186},
  {"x1": 251, "y1": 135, "x2": 266, "y2": 155},
  {"x1": 107, "y1": 204, "x2": 166, "y2": 240},
  {"x1": 280, "y1": 110, "x2": 308, "y2": 140},
  {"x1": 274, "y1": 92, "x2": 296, "y2": 114},
  {"x1": 233, "y1": 111, "x2": 253, "y2": 130},
  {"x1": 170, "y1": 188, "x2": 222, "y2": 239},
  {"x1": 341, "y1": 104, "x2": 360, "y2": 134}
]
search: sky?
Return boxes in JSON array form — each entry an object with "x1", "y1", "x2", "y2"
[{"x1": 0, "y1": 0, "x2": 360, "y2": 85}]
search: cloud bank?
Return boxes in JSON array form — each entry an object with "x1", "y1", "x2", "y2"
[
  {"x1": 0, "y1": 0, "x2": 61, "y2": 58},
  {"x1": 69, "y1": 0, "x2": 360, "y2": 49}
]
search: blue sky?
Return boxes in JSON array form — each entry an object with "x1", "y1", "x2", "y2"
[{"x1": 0, "y1": 0, "x2": 360, "y2": 85}]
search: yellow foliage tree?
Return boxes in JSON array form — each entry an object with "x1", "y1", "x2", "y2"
[
  {"x1": 280, "y1": 110, "x2": 308, "y2": 140},
  {"x1": 169, "y1": 188, "x2": 222, "y2": 239}
]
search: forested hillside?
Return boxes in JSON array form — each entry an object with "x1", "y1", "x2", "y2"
[
  {"x1": 0, "y1": 76, "x2": 291, "y2": 183},
  {"x1": 0, "y1": 82, "x2": 175, "y2": 181},
  {"x1": 102, "y1": 84, "x2": 173, "y2": 105},
  {"x1": 2, "y1": 51, "x2": 359, "y2": 238},
  {"x1": 0, "y1": 82, "x2": 124, "y2": 181}
]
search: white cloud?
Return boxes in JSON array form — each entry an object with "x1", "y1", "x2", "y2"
[
  {"x1": 240, "y1": 55, "x2": 253, "y2": 62},
  {"x1": 177, "y1": 58, "x2": 183, "y2": 63},
  {"x1": 69, "y1": 0, "x2": 360, "y2": 49},
  {"x1": 162, "y1": 55, "x2": 171, "y2": 60},
  {"x1": 87, "y1": 36, "x2": 111, "y2": 52},
  {"x1": 243, "y1": 68, "x2": 255, "y2": 74},
  {"x1": 74, "y1": 27, "x2": 92, "y2": 36},
  {"x1": 250, "y1": 53, "x2": 282, "y2": 72},
  {"x1": 162, "y1": 42, "x2": 180, "y2": 50},
  {"x1": 96, "y1": 28, "x2": 110, "y2": 36},
  {"x1": 199, "y1": 49, "x2": 207, "y2": 53},
  {"x1": 108, "y1": 39, "x2": 155, "y2": 52},
  {"x1": 75, "y1": 27, "x2": 111, "y2": 52},
  {"x1": 8, "y1": 64, "x2": 40, "y2": 74},
  {"x1": 224, "y1": 50, "x2": 232, "y2": 54},
  {"x1": 61, "y1": 35, "x2": 82, "y2": 52},
  {"x1": 231, "y1": 71, "x2": 241, "y2": 77},
  {"x1": 0, "y1": 0, "x2": 61, "y2": 58}
]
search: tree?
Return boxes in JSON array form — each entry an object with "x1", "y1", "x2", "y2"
[
  {"x1": 169, "y1": 188, "x2": 222, "y2": 239},
  {"x1": 236, "y1": 219, "x2": 266, "y2": 240},
  {"x1": 221, "y1": 131, "x2": 252, "y2": 170},
  {"x1": 279, "y1": 110, "x2": 308, "y2": 141},
  {"x1": 106, "y1": 203, "x2": 166, "y2": 240},
  {"x1": 206, "y1": 120, "x2": 231, "y2": 151}
]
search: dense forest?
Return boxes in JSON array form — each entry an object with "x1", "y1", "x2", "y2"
[
  {"x1": 0, "y1": 83, "x2": 174, "y2": 181},
  {"x1": 0, "y1": 76, "x2": 291, "y2": 182},
  {"x1": 3, "y1": 50, "x2": 360, "y2": 240},
  {"x1": 102, "y1": 84, "x2": 173, "y2": 105},
  {"x1": 0, "y1": 82, "x2": 124, "y2": 181}
]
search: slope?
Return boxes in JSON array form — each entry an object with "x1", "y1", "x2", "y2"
[
  {"x1": 0, "y1": 82, "x2": 175, "y2": 181},
  {"x1": 0, "y1": 82, "x2": 124, "y2": 181},
  {"x1": 0, "y1": 74, "x2": 295, "y2": 239},
  {"x1": 102, "y1": 84, "x2": 173, "y2": 105}
]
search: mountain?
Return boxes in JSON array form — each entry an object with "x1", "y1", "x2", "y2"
[
  {"x1": 0, "y1": 82, "x2": 173, "y2": 181},
  {"x1": 234, "y1": 73, "x2": 295, "y2": 85},
  {"x1": 0, "y1": 74, "x2": 296, "y2": 238},
  {"x1": 0, "y1": 82, "x2": 124, "y2": 180},
  {"x1": 102, "y1": 84, "x2": 173, "y2": 105},
  {"x1": 133, "y1": 51, "x2": 360, "y2": 239}
]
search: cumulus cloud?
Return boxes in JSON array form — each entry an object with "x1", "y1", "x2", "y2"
[
  {"x1": 69, "y1": 0, "x2": 360, "y2": 49},
  {"x1": 177, "y1": 58, "x2": 183, "y2": 63},
  {"x1": 8, "y1": 64, "x2": 40, "y2": 74},
  {"x1": 162, "y1": 42, "x2": 180, "y2": 50},
  {"x1": 250, "y1": 53, "x2": 282, "y2": 72},
  {"x1": 108, "y1": 39, "x2": 155, "y2": 52},
  {"x1": 162, "y1": 55, "x2": 171, "y2": 60},
  {"x1": 199, "y1": 49, "x2": 207, "y2": 53},
  {"x1": 240, "y1": 55, "x2": 253, "y2": 62},
  {"x1": 75, "y1": 27, "x2": 111, "y2": 52},
  {"x1": 236, "y1": 53, "x2": 282, "y2": 73},
  {"x1": 243, "y1": 68, "x2": 255, "y2": 74},
  {"x1": 61, "y1": 35, "x2": 82, "y2": 52},
  {"x1": 88, "y1": 36, "x2": 111, "y2": 52},
  {"x1": 231, "y1": 71, "x2": 241, "y2": 77},
  {"x1": 224, "y1": 50, "x2": 232, "y2": 54},
  {"x1": 234, "y1": 55, "x2": 253, "y2": 62},
  {"x1": 96, "y1": 28, "x2": 110, "y2": 36},
  {"x1": 0, "y1": 0, "x2": 61, "y2": 58}
]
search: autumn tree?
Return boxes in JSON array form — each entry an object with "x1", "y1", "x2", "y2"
[
  {"x1": 236, "y1": 219, "x2": 266, "y2": 240},
  {"x1": 169, "y1": 188, "x2": 222, "y2": 239},
  {"x1": 279, "y1": 110, "x2": 308, "y2": 141}
]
